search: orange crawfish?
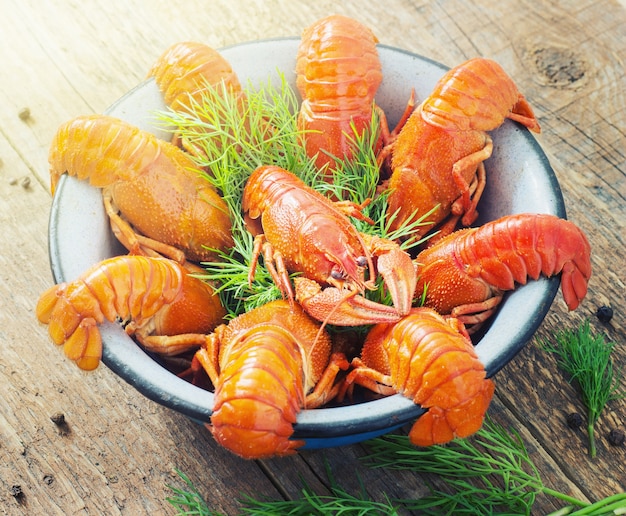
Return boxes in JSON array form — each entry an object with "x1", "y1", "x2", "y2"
[
  {"x1": 386, "y1": 57, "x2": 541, "y2": 241},
  {"x1": 191, "y1": 300, "x2": 349, "y2": 459},
  {"x1": 341, "y1": 308, "x2": 495, "y2": 446},
  {"x1": 296, "y1": 14, "x2": 390, "y2": 175},
  {"x1": 36, "y1": 255, "x2": 226, "y2": 371},
  {"x1": 241, "y1": 165, "x2": 417, "y2": 326},
  {"x1": 148, "y1": 41, "x2": 245, "y2": 156},
  {"x1": 148, "y1": 41, "x2": 241, "y2": 114},
  {"x1": 48, "y1": 114, "x2": 234, "y2": 263},
  {"x1": 414, "y1": 213, "x2": 592, "y2": 329}
]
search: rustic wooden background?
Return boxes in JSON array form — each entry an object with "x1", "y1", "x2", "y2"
[{"x1": 0, "y1": 0, "x2": 624, "y2": 514}]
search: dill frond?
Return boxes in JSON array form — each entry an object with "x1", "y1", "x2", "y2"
[
  {"x1": 159, "y1": 77, "x2": 430, "y2": 316},
  {"x1": 537, "y1": 320, "x2": 625, "y2": 458},
  {"x1": 166, "y1": 417, "x2": 626, "y2": 515}
]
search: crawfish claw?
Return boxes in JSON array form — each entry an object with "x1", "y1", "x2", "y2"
[
  {"x1": 294, "y1": 277, "x2": 403, "y2": 326},
  {"x1": 375, "y1": 245, "x2": 417, "y2": 316}
]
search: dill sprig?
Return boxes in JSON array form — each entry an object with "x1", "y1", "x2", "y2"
[
  {"x1": 159, "y1": 74, "x2": 316, "y2": 316},
  {"x1": 537, "y1": 319, "x2": 625, "y2": 458},
  {"x1": 166, "y1": 469, "x2": 223, "y2": 516},
  {"x1": 166, "y1": 417, "x2": 626, "y2": 515},
  {"x1": 159, "y1": 75, "x2": 430, "y2": 316},
  {"x1": 363, "y1": 416, "x2": 543, "y2": 514}
]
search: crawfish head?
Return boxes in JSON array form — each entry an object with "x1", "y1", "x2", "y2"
[{"x1": 242, "y1": 165, "x2": 376, "y2": 294}]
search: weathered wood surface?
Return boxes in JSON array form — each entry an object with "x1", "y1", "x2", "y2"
[{"x1": 0, "y1": 0, "x2": 624, "y2": 514}]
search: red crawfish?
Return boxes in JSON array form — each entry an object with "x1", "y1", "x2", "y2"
[
  {"x1": 241, "y1": 165, "x2": 417, "y2": 326},
  {"x1": 414, "y1": 213, "x2": 592, "y2": 330},
  {"x1": 191, "y1": 300, "x2": 349, "y2": 459},
  {"x1": 36, "y1": 255, "x2": 226, "y2": 371},
  {"x1": 48, "y1": 114, "x2": 234, "y2": 263},
  {"x1": 385, "y1": 57, "x2": 541, "y2": 242},
  {"x1": 341, "y1": 308, "x2": 495, "y2": 446},
  {"x1": 296, "y1": 14, "x2": 393, "y2": 177}
]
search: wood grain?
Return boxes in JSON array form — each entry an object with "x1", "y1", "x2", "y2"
[{"x1": 1, "y1": 0, "x2": 624, "y2": 513}]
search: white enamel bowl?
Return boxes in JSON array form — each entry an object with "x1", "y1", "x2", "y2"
[{"x1": 47, "y1": 39, "x2": 565, "y2": 449}]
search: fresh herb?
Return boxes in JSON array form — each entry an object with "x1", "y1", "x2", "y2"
[
  {"x1": 364, "y1": 416, "x2": 545, "y2": 514},
  {"x1": 159, "y1": 74, "x2": 313, "y2": 317},
  {"x1": 537, "y1": 320, "x2": 625, "y2": 457},
  {"x1": 160, "y1": 75, "x2": 429, "y2": 317},
  {"x1": 166, "y1": 469, "x2": 223, "y2": 516},
  {"x1": 166, "y1": 417, "x2": 626, "y2": 515}
]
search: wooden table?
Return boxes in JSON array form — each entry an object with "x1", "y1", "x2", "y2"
[{"x1": 1, "y1": 1, "x2": 624, "y2": 514}]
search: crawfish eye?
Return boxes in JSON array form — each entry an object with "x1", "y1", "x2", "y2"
[
  {"x1": 356, "y1": 256, "x2": 368, "y2": 267},
  {"x1": 331, "y1": 270, "x2": 348, "y2": 280}
]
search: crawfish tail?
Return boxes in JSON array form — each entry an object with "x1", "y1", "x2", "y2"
[
  {"x1": 415, "y1": 213, "x2": 592, "y2": 314},
  {"x1": 210, "y1": 324, "x2": 306, "y2": 459},
  {"x1": 36, "y1": 256, "x2": 185, "y2": 370},
  {"x1": 296, "y1": 15, "x2": 383, "y2": 171},
  {"x1": 48, "y1": 114, "x2": 163, "y2": 194},
  {"x1": 363, "y1": 308, "x2": 495, "y2": 446},
  {"x1": 148, "y1": 41, "x2": 241, "y2": 112},
  {"x1": 421, "y1": 57, "x2": 540, "y2": 133},
  {"x1": 296, "y1": 14, "x2": 381, "y2": 113}
]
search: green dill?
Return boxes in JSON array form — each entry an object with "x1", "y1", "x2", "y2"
[
  {"x1": 159, "y1": 74, "x2": 316, "y2": 317},
  {"x1": 159, "y1": 75, "x2": 430, "y2": 317},
  {"x1": 166, "y1": 469, "x2": 223, "y2": 516},
  {"x1": 537, "y1": 319, "x2": 625, "y2": 458},
  {"x1": 166, "y1": 417, "x2": 626, "y2": 515}
]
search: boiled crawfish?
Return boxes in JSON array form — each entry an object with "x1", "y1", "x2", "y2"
[
  {"x1": 191, "y1": 300, "x2": 349, "y2": 459},
  {"x1": 241, "y1": 165, "x2": 416, "y2": 326},
  {"x1": 414, "y1": 213, "x2": 592, "y2": 330},
  {"x1": 148, "y1": 41, "x2": 247, "y2": 157},
  {"x1": 148, "y1": 41, "x2": 242, "y2": 114},
  {"x1": 386, "y1": 57, "x2": 541, "y2": 242},
  {"x1": 296, "y1": 14, "x2": 390, "y2": 177},
  {"x1": 36, "y1": 255, "x2": 225, "y2": 371},
  {"x1": 341, "y1": 308, "x2": 495, "y2": 446},
  {"x1": 48, "y1": 114, "x2": 234, "y2": 263}
]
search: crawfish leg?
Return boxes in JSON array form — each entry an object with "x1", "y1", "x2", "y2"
[
  {"x1": 248, "y1": 235, "x2": 294, "y2": 302},
  {"x1": 135, "y1": 332, "x2": 208, "y2": 356},
  {"x1": 304, "y1": 352, "x2": 350, "y2": 409},
  {"x1": 388, "y1": 89, "x2": 416, "y2": 140},
  {"x1": 450, "y1": 294, "x2": 504, "y2": 333},
  {"x1": 333, "y1": 198, "x2": 374, "y2": 225},
  {"x1": 451, "y1": 136, "x2": 492, "y2": 226},
  {"x1": 337, "y1": 357, "x2": 397, "y2": 402},
  {"x1": 189, "y1": 334, "x2": 221, "y2": 386}
]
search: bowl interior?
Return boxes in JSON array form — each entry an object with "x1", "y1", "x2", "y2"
[{"x1": 48, "y1": 38, "x2": 564, "y2": 447}]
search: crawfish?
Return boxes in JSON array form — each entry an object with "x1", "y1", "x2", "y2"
[
  {"x1": 386, "y1": 57, "x2": 541, "y2": 242},
  {"x1": 148, "y1": 41, "x2": 241, "y2": 114},
  {"x1": 414, "y1": 213, "x2": 592, "y2": 330},
  {"x1": 242, "y1": 165, "x2": 416, "y2": 326},
  {"x1": 49, "y1": 114, "x2": 234, "y2": 263},
  {"x1": 191, "y1": 300, "x2": 349, "y2": 459},
  {"x1": 148, "y1": 41, "x2": 246, "y2": 156},
  {"x1": 296, "y1": 14, "x2": 390, "y2": 176},
  {"x1": 341, "y1": 308, "x2": 495, "y2": 446},
  {"x1": 36, "y1": 255, "x2": 226, "y2": 371}
]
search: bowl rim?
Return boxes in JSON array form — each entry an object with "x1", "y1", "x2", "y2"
[{"x1": 48, "y1": 37, "x2": 565, "y2": 441}]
